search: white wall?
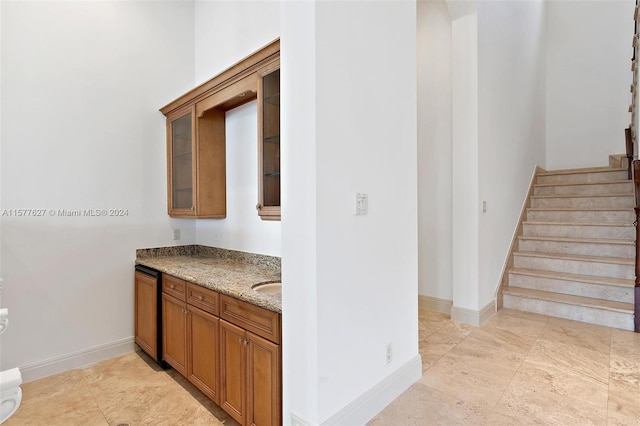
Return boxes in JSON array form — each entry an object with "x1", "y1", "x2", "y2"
[
  {"x1": 193, "y1": 0, "x2": 281, "y2": 256},
  {"x1": 477, "y1": 0, "x2": 546, "y2": 308},
  {"x1": 0, "y1": 1, "x2": 196, "y2": 372},
  {"x1": 281, "y1": 2, "x2": 319, "y2": 422},
  {"x1": 451, "y1": 11, "x2": 480, "y2": 312},
  {"x1": 283, "y1": 1, "x2": 420, "y2": 423},
  {"x1": 417, "y1": 0, "x2": 453, "y2": 302},
  {"x1": 546, "y1": 0, "x2": 634, "y2": 170}
]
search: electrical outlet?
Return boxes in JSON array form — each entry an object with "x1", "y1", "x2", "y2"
[
  {"x1": 385, "y1": 343, "x2": 392, "y2": 365},
  {"x1": 173, "y1": 228, "x2": 180, "y2": 241}
]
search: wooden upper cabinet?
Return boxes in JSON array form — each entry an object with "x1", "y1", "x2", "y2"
[
  {"x1": 257, "y1": 66, "x2": 281, "y2": 221},
  {"x1": 160, "y1": 39, "x2": 280, "y2": 219}
]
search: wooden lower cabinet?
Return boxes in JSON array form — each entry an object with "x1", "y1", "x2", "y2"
[
  {"x1": 220, "y1": 319, "x2": 281, "y2": 426},
  {"x1": 187, "y1": 304, "x2": 220, "y2": 404},
  {"x1": 221, "y1": 320, "x2": 247, "y2": 424},
  {"x1": 247, "y1": 332, "x2": 281, "y2": 426},
  {"x1": 134, "y1": 271, "x2": 159, "y2": 361},
  {"x1": 162, "y1": 293, "x2": 187, "y2": 376},
  {"x1": 160, "y1": 274, "x2": 281, "y2": 426}
]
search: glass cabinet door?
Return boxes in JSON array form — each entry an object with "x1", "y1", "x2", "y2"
[
  {"x1": 171, "y1": 111, "x2": 194, "y2": 211},
  {"x1": 258, "y1": 68, "x2": 280, "y2": 220}
]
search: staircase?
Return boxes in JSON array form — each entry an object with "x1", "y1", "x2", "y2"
[{"x1": 502, "y1": 162, "x2": 636, "y2": 330}]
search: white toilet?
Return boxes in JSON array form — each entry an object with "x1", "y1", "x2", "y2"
[
  {"x1": 0, "y1": 278, "x2": 23, "y2": 424},
  {"x1": 0, "y1": 368, "x2": 22, "y2": 424}
]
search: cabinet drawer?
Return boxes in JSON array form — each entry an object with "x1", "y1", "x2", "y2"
[
  {"x1": 187, "y1": 283, "x2": 219, "y2": 316},
  {"x1": 163, "y1": 274, "x2": 186, "y2": 301},
  {"x1": 220, "y1": 294, "x2": 280, "y2": 344}
]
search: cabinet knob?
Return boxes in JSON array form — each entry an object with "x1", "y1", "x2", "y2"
[
  {"x1": 198, "y1": 295, "x2": 204, "y2": 301},
  {"x1": 170, "y1": 284, "x2": 175, "y2": 289}
]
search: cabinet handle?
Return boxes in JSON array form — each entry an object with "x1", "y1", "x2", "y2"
[
  {"x1": 170, "y1": 284, "x2": 175, "y2": 289},
  {"x1": 198, "y1": 295, "x2": 204, "y2": 301},
  {"x1": 238, "y1": 337, "x2": 242, "y2": 344},
  {"x1": 244, "y1": 339, "x2": 248, "y2": 347}
]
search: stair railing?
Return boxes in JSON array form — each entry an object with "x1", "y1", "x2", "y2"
[
  {"x1": 627, "y1": 1, "x2": 638, "y2": 177},
  {"x1": 630, "y1": 1, "x2": 640, "y2": 333},
  {"x1": 633, "y1": 160, "x2": 640, "y2": 332}
]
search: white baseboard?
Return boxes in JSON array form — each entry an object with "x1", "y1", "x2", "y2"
[
  {"x1": 418, "y1": 295, "x2": 453, "y2": 314},
  {"x1": 20, "y1": 337, "x2": 135, "y2": 383},
  {"x1": 321, "y1": 354, "x2": 422, "y2": 426},
  {"x1": 450, "y1": 300, "x2": 495, "y2": 327}
]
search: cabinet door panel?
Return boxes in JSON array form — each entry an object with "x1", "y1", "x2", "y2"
[
  {"x1": 187, "y1": 305, "x2": 219, "y2": 404},
  {"x1": 134, "y1": 272, "x2": 158, "y2": 361},
  {"x1": 220, "y1": 319, "x2": 246, "y2": 425},
  {"x1": 162, "y1": 293, "x2": 187, "y2": 376},
  {"x1": 247, "y1": 332, "x2": 280, "y2": 426}
]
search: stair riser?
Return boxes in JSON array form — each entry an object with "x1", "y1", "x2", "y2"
[
  {"x1": 537, "y1": 170, "x2": 628, "y2": 185},
  {"x1": 502, "y1": 293, "x2": 634, "y2": 330},
  {"x1": 508, "y1": 274, "x2": 634, "y2": 303},
  {"x1": 531, "y1": 196, "x2": 634, "y2": 209},
  {"x1": 534, "y1": 182, "x2": 633, "y2": 196},
  {"x1": 523, "y1": 223, "x2": 634, "y2": 239},
  {"x1": 526, "y1": 209, "x2": 635, "y2": 223},
  {"x1": 518, "y1": 239, "x2": 634, "y2": 258},
  {"x1": 513, "y1": 255, "x2": 634, "y2": 279}
]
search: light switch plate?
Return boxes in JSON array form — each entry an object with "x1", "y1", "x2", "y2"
[{"x1": 355, "y1": 193, "x2": 368, "y2": 216}]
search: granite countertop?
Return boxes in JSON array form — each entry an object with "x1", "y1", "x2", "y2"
[{"x1": 136, "y1": 245, "x2": 281, "y2": 313}]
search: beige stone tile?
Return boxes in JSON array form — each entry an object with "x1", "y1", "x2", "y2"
[
  {"x1": 489, "y1": 384, "x2": 607, "y2": 426},
  {"x1": 467, "y1": 325, "x2": 538, "y2": 355},
  {"x1": 610, "y1": 354, "x2": 640, "y2": 386},
  {"x1": 367, "y1": 381, "x2": 489, "y2": 426},
  {"x1": 527, "y1": 337, "x2": 609, "y2": 383},
  {"x1": 496, "y1": 307, "x2": 551, "y2": 324},
  {"x1": 610, "y1": 328, "x2": 640, "y2": 363},
  {"x1": 511, "y1": 337, "x2": 609, "y2": 409},
  {"x1": 607, "y1": 378, "x2": 640, "y2": 426},
  {"x1": 4, "y1": 370, "x2": 108, "y2": 426},
  {"x1": 82, "y1": 353, "x2": 233, "y2": 426},
  {"x1": 483, "y1": 310, "x2": 547, "y2": 339},
  {"x1": 419, "y1": 342, "x2": 520, "y2": 397},
  {"x1": 542, "y1": 316, "x2": 612, "y2": 354}
]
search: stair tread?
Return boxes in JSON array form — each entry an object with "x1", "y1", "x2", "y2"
[
  {"x1": 518, "y1": 235, "x2": 634, "y2": 245},
  {"x1": 524, "y1": 221, "x2": 634, "y2": 227},
  {"x1": 534, "y1": 180, "x2": 632, "y2": 188},
  {"x1": 538, "y1": 167, "x2": 626, "y2": 176},
  {"x1": 514, "y1": 250, "x2": 634, "y2": 265},
  {"x1": 503, "y1": 287, "x2": 634, "y2": 313},
  {"x1": 509, "y1": 267, "x2": 635, "y2": 288},
  {"x1": 531, "y1": 193, "x2": 633, "y2": 199}
]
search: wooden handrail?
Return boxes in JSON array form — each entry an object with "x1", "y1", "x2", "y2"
[{"x1": 633, "y1": 159, "x2": 640, "y2": 332}]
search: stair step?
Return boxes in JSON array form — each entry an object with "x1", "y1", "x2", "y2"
[
  {"x1": 530, "y1": 194, "x2": 634, "y2": 209},
  {"x1": 526, "y1": 208, "x2": 634, "y2": 223},
  {"x1": 533, "y1": 180, "x2": 633, "y2": 196},
  {"x1": 502, "y1": 287, "x2": 634, "y2": 330},
  {"x1": 513, "y1": 251, "x2": 634, "y2": 280},
  {"x1": 537, "y1": 168, "x2": 628, "y2": 185},
  {"x1": 508, "y1": 268, "x2": 634, "y2": 303},
  {"x1": 518, "y1": 235, "x2": 635, "y2": 258},
  {"x1": 522, "y1": 221, "x2": 635, "y2": 239}
]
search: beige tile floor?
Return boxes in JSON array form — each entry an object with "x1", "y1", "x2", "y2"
[
  {"x1": 369, "y1": 308, "x2": 640, "y2": 425},
  {"x1": 5, "y1": 308, "x2": 640, "y2": 425}
]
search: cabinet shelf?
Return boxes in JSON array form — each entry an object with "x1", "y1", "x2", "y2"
[
  {"x1": 264, "y1": 93, "x2": 280, "y2": 106},
  {"x1": 263, "y1": 135, "x2": 280, "y2": 143}
]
